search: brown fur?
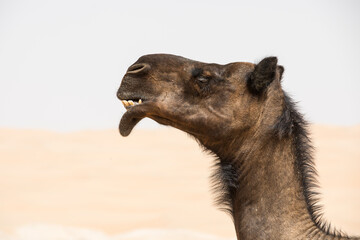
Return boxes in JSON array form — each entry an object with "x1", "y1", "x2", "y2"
[{"x1": 117, "y1": 54, "x2": 359, "y2": 240}]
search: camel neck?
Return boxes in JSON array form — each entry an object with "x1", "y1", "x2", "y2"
[
  {"x1": 232, "y1": 135, "x2": 313, "y2": 239},
  {"x1": 208, "y1": 132, "x2": 351, "y2": 240},
  {"x1": 198, "y1": 92, "x2": 356, "y2": 240}
]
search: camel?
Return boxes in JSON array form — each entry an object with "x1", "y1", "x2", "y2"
[{"x1": 116, "y1": 54, "x2": 359, "y2": 240}]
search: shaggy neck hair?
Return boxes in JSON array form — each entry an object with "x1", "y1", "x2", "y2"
[{"x1": 208, "y1": 92, "x2": 349, "y2": 238}]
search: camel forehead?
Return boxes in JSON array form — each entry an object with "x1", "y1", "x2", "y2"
[{"x1": 135, "y1": 54, "x2": 255, "y2": 73}]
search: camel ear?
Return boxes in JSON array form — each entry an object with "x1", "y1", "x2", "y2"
[{"x1": 248, "y1": 57, "x2": 284, "y2": 94}]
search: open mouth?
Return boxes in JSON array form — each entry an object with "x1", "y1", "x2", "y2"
[{"x1": 118, "y1": 96, "x2": 198, "y2": 138}]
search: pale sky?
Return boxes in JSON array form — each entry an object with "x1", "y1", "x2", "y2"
[{"x1": 0, "y1": 0, "x2": 359, "y2": 131}]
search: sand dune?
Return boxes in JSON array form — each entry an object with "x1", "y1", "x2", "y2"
[
  {"x1": 0, "y1": 224, "x2": 235, "y2": 240},
  {"x1": 0, "y1": 125, "x2": 359, "y2": 239}
]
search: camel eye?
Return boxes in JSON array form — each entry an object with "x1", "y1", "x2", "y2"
[
  {"x1": 197, "y1": 76, "x2": 209, "y2": 83},
  {"x1": 192, "y1": 68, "x2": 209, "y2": 84}
]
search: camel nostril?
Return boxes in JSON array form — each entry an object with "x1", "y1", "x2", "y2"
[{"x1": 126, "y1": 63, "x2": 149, "y2": 74}]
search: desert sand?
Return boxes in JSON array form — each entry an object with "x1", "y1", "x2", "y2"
[{"x1": 0, "y1": 125, "x2": 359, "y2": 239}]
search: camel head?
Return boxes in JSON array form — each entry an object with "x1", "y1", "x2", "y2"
[{"x1": 117, "y1": 54, "x2": 284, "y2": 144}]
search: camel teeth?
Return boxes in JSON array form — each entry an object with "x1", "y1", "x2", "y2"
[
  {"x1": 121, "y1": 99, "x2": 143, "y2": 109},
  {"x1": 122, "y1": 100, "x2": 129, "y2": 107}
]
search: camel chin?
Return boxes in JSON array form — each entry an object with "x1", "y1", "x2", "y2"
[{"x1": 119, "y1": 99, "x2": 147, "y2": 137}]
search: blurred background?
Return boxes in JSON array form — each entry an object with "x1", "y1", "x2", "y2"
[{"x1": 0, "y1": 0, "x2": 359, "y2": 239}]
